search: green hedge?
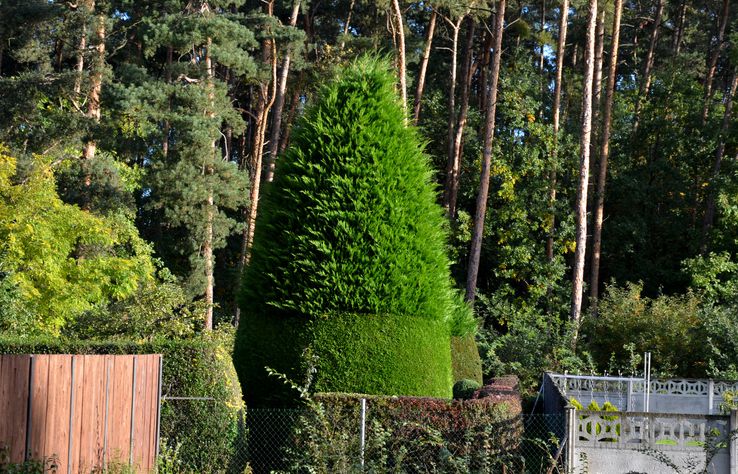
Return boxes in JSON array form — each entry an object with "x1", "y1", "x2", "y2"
[
  {"x1": 235, "y1": 311, "x2": 452, "y2": 407},
  {"x1": 0, "y1": 330, "x2": 243, "y2": 472},
  {"x1": 451, "y1": 334, "x2": 483, "y2": 384},
  {"x1": 279, "y1": 391, "x2": 523, "y2": 472}
]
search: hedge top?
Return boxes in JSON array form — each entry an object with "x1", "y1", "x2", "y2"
[{"x1": 241, "y1": 56, "x2": 468, "y2": 326}]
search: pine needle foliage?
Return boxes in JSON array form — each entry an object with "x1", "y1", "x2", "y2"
[{"x1": 241, "y1": 56, "x2": 463, "y2": 323}]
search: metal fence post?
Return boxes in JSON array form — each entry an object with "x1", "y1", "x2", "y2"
[
  {"x1": 359, "y1": 398, "x2": 366, "y2": 469},
  {"x1": 565, "y1": 404, "x2": 576, "y2": 473},
  {"x1": 730, "y1": 409, "x2": 737, "y2": 473}
]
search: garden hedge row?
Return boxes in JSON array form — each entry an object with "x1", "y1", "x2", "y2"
[
  {"x1": 235, "y1": 311, "x2": 453, "y2": 407},
  {"x1": 0, "y1": 330, "x2": 242, "y2": 472},
  {"x1": 278, "y1": 382, "x2": 523, "y2": 472}
]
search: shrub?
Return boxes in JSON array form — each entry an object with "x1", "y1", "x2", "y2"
[
  {"x1": 453, "y1": 379, "x2": 481, "y2": 400},
  {"x1": 451, "y1": 334, "x2": 483, "y2": 384},
  {"x1": 279, "y1": 390, "x2": 523, "y2": 473},
  {"x1": 235, "y1": 57, "x2": 467, "y2": 402},
  {"x1": 0, "y1": 329, "x2": 242, "y2": 473},
  {"x1": 581, "y1": 282, "x2": 702, "y2": 377}
]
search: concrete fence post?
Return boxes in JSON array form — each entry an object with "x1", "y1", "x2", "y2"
[
  {"x1": 708, "y1": 380, "x2": 714, "y2": 414},
  {"x1": 730, "y1": 409, "x2": 737, "y2": 474},
  {"x1": 565, "y1": 404, "x2": 576, "y2": 473}
]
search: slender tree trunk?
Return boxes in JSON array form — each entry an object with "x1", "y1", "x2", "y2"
[
  {"x1": 633, "y1": 0, "x2": 663, "y2": 134},
  {"x1": 445, "y1": 18, "x2": 475, "y2": 218},
  {"x1": 244, "y1": 31, "x2": 278, "y2": 263},
  {"x1": 465, "y1": 0, "x2": 505, "y2": 303},
  {"x1": 539, "y1": 0, "x2": 546, "y2": 73},
  {"x1": 413, "y1": 9, "x2": 438, "y2": 123},
  {"x1": 163, "y1": 45, "x2": 173, "y2": 158},
  {"x1": 590, "y1": 0, "x2": 623, "y2": 307},
  {"x1": 73, "y1": 1, "x2": 91, "y2": 100},
  {"x1": 570, "y1": 0, "x2": 597, "y2": 333},
  {"x1": 545, "y1": 0, "x2": 569, "y2": 263},
  {"x1": 701, "y1": 69, "x2": 738, "y2": 253},
  {"x1": 203, "y1": 37, "x2": 217, "y2": 331},
  {"x1": 391, "y1": 0, "x2": 407, "y2": 111},
  {"x1": 701, "y1": 0, "x2": 730, "y2": 124},
  {"x1": 339, "y1": 0, "x2": 355, "y2": 50},
  {"x1": 672, "y1": 0, "x2": 686, "y2": 55},
  {"x1": 265, "y1": 0, "x2": 301, "y2": 182},
  {"x1": 478, "y1": 29, "x2": 493, "y2": 109},
  {"x1": 82, "y1": 7, "x2": 104, "y2": 163},
  {"x1": 279, "y1": 74, "x2": 303, "y2": 153},
  {"x1": 443, "y1": 16, "x2": 462, "y2": 212}
]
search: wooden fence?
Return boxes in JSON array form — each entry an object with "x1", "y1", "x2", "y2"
[{"x1": 0, "y1": 354, "x2": 162, "y2": 473}]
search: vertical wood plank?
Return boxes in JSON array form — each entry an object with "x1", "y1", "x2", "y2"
[
  {"x1": 28, "y1": 355, "x2": 50, "y2": 463},
  {"x1": 146, "y1": 356, "x2": 160, "y2": 472},
  {"x1": 0, "y1": 356, "x2": 31, "y2": 463},
  {"x1": 43, "y1": 355, "x2": 72, "y2": 474},
  {"x1": 77, "y1": 356, "x2": 106, "y2": 472},
  {"x1": 70, "y1": 355, "x2": 86, "y2": 474},
  {"x1": 107, "y1": 356, "x2": 133, "y2": 467},
  {"x1": 12, "y1": 356, "x2": 31, "y2": 463},
  {"x1": 133, "y1": 355, "x2": 148, "y2": 471}
]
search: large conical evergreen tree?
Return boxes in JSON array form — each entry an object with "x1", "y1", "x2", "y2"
[{"x1": 234, "y1": 57, "x2": 470, "y2": 405}]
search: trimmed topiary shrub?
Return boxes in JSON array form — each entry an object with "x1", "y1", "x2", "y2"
[
  {"x1": 0, "y1": 330, "x2": 242, "y2": 472},
  {"x1": 235, "y1": 57, "x2": 471, "y2": 404},
  {"x1": 453, "y1": 378, "x2": 482, "y2": 399},
  {"x1": 451, "y1": 334, "x2": 483, "y2": 384}
]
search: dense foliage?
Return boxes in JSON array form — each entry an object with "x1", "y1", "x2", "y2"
[
  {"x1": 279, "y1": 389, "x2": 522, "y2": 473},
  {"x1": 241, "y1": 57, "x2": 466, "y2": 324}
]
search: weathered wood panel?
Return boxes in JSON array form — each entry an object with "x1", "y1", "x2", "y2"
[
  {"x1": 0, "y1": 354, "x2": 161, "y2": 473},
  {"x1": 0, "y1": 355, "x2": 30, "y2": 461}
]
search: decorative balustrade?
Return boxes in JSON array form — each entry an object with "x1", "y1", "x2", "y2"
[
  {"x1": 548, "y1": 373, "x2": 738, "y2": 414},
  {"x1": 576, "y1": 411, "x2": 729, "y2": 452}
]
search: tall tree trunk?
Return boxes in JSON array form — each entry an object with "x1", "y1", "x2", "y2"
[
  {"x1": 339, "y1": 0, "x2": 355, "y2": 50},
  {"x1": 244, "y1": 30, "x2": 278, "y2": 263},
  {"x1": 478, "y1": 29, "x2": 493, "y2": 109},
  {"x1": 590, "y1": 0, "x2": 623, "y2": 307},
  {"x1": 545, "y1": 0, "x2": 569, "y2": 263},
  {"x1": 539, "y1": 0, "x2": 546, "y2": 72},
  {"x1": 235, "y1": 2, "x2": 278, "y2": 325},
  {"x1": 413, "y1": 9, "x2": 437, "y2": 123},
  {"x1": 701, "y1": 0, "x2": 730, "y2": 124},
  {"x1": 163, "y1": 45, "x2": 173, "y2": 158},
  {"x1": 465, "y1": 0, "x2": 506, "y2": 303},
  {"x1": 633, "y1": 0, "x2": 663, "y2": 134},
  {"x1": 265, "y1": 0, "x2": 301, "y2": 182},
  {"x1": 570, "y1": 0, "x2": 597, "y2": 333},
  {"x1": 445, "y1": 18, "x2": 475, "y2": 218},
  {"x1": 701, "y1": 69, "x2": 738, "y2": 253},
  {"x1": 279, "y1": 73, "x2": 303, "y2": 153},
  {"x1": 73, "y1": 1, "x2": 91, "y2": 100},
  {"x1": 82, "y1": 7, "x2": 104, "y2": 162},
  {"x1": 204, "y1": 37, "x2": 216, "y2": 330},
  {"x1": 391, "y1": 0, "x2": 407, "y2": 111},
  {"x1": 443, "y1": 16, "x2": 463, "y2": 212},
  {"x1": 672, "y1": 0, "x2": 686, "y2": 55}
]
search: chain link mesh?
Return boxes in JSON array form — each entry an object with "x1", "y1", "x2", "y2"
[{"x1": 158, "y1": 399, "x2": 567, "y2": 474}]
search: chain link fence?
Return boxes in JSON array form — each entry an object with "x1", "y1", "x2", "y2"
[{"x1": 159, "y1": 398, "x2": 567, "y2": 474}]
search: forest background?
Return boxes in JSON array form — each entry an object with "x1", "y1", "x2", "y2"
[{"x1": 2, "y1": 0, "x2": 738, "y2": 395}]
